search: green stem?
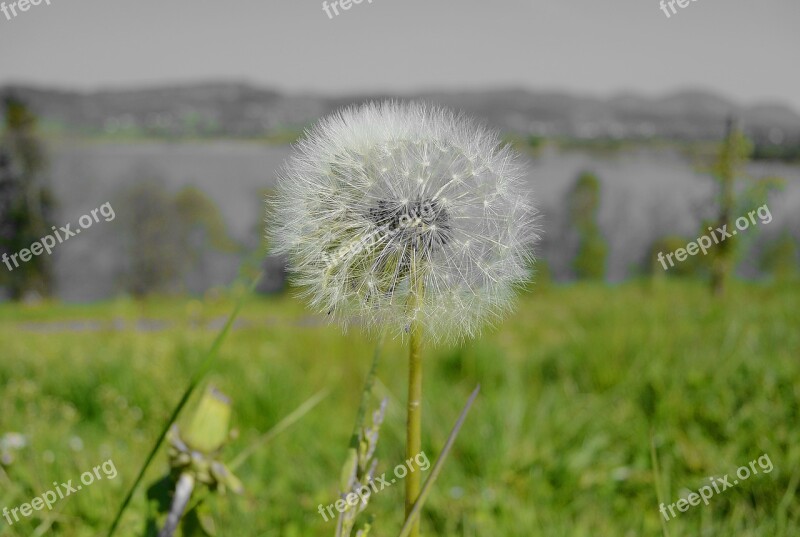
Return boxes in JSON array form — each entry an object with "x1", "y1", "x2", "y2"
[{"x1": 405, "y1": 258, "x2": 424, "y2": 537}]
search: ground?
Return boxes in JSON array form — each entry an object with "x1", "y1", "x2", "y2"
[{"x1": 0, "y1": 279, "x2": 798, "y2": 536}]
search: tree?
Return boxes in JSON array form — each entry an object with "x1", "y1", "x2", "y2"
[
  {"x1": 568, "y1": 171, "x2": 607, "y2": 280},
  {"x1": 708, "y1": 117, "x2": 751, "y2": 295},
  {"x1": 116, "y1": 176, "x2": 241, "y2": 297},
  {"x1": 706, "y1": 117, "x2": 783, "y2": 295},
  {"x1": 0, "y1": 95, "x2": 55, "y2": 300},
  {"x1": 118, "y1": 177, "x2": 182, "y2": 297},
  {"x1": 173, "y1": 185, "x2": 242, "y2": 293}
]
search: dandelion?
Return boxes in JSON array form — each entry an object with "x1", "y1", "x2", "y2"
[
  {"x1": 270, "y1": 102, "x2": 538, "y2": 341},
  {"x1": 269, "y1": 101, "x2": 539, "y2": 535}
]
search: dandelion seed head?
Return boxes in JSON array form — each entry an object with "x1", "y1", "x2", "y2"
[{"x1": 269, "y1": 102, "x2": 540, "y2": 342}]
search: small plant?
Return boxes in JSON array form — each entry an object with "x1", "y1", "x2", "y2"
[{"x1": 147, "y1": 387, "x2": 243, "y2": 537}]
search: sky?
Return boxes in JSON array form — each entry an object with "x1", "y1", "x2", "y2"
[{"x1": 0, "y1": 0, "x2": 798, "y2": 109}]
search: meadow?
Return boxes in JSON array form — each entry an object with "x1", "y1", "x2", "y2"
[{"x1": 0, "y1": 278, "x2": 798, "y2": 536}]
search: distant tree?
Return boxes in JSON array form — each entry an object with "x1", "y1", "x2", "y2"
[
  {"x1": 118, "y1": 177, "x2": 182, "y2": 297},
  {"x1": 568, "y1": 171, "x2": 607, "y2": 280},
  {"x1": 0, "y1": 96, "x2": 56, "y2": 300},
  {"x1": 173, "y1": 185, "x2": 241, "y2": 292},
  {"x1": 708, "y1": 118, "x2": 751, "y2": 295},
  {"x1": 706, "y1": 117, "x2": 783, "y2": 295},
  {"x1": 117, "y1": 177, "x2": 240, "y2": 297}
]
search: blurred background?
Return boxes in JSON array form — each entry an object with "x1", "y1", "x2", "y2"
[{"x1": 0, "y1": 1, "x2": 798, "y2": 536}]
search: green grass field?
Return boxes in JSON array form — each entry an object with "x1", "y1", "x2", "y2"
[{"x1": 1, "y1": 279, "x2": 798, "y2": 536}]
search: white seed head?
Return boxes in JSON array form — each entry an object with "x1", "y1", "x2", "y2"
[{"x1": 269, "y1": 102, "x2": 540, "y2": 342}]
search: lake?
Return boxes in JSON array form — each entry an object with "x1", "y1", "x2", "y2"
[{"x1": 42, "y1": 140, "x2": 800, "y2": 300}]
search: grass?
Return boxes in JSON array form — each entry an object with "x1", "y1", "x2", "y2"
[{"x1": 0, "y1": 279, "x2": 798, "y2": 536}]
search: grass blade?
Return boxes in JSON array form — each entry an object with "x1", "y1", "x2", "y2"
[
  {"x1": 650, "y1": 429, "x2": 671, "y2": 537},
  {"x1": 398, "y1": 384, "x2": 480, "y2": 537},
  {"x1": 229, "y1": 388, "x2": 329, "y2": 470}
]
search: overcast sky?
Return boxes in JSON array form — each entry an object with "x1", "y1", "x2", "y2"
[{"x1": 0, "y1": 0, "x2": 798, "y2": 109}]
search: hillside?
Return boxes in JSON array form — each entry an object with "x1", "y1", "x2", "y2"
[{"x1": 2, "y1": 83, "x2": 800, "y2": 145}]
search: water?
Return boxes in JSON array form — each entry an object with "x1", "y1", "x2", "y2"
[{"x1": 42, "y1": 140, "x2": 800, "y2": 300}]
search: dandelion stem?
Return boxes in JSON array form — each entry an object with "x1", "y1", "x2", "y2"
[{"x1": 405, "y1": 254, "x2": 424, "y2": 537}]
